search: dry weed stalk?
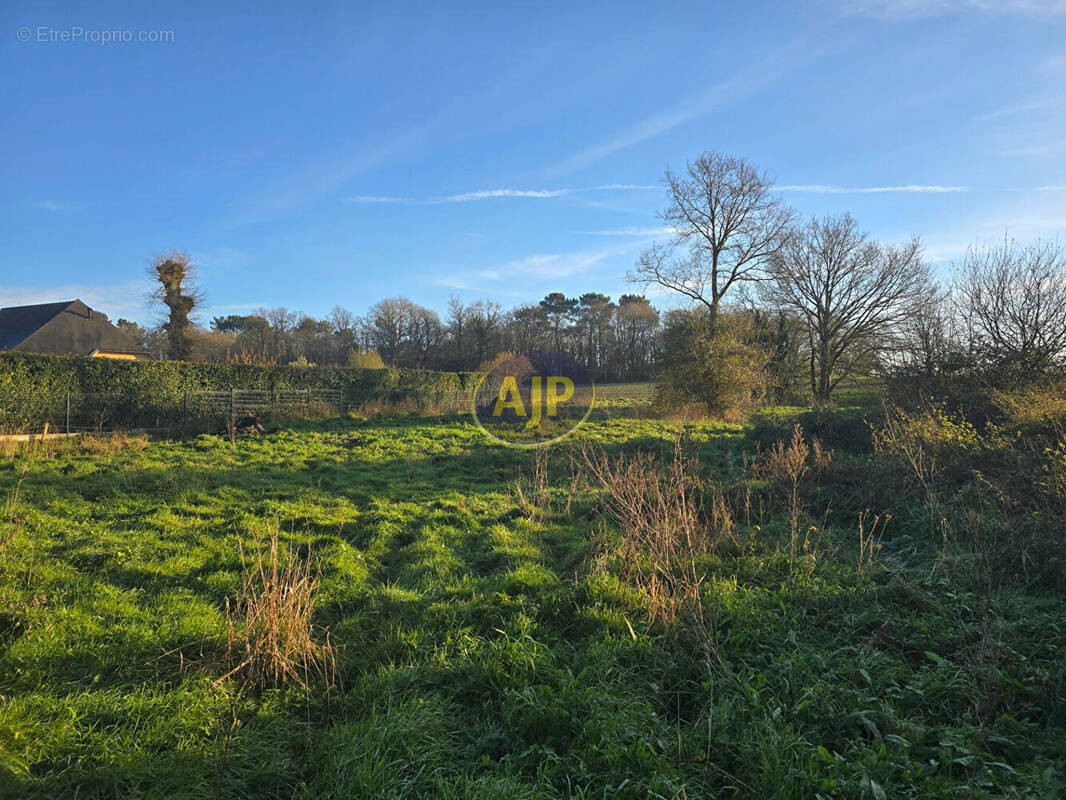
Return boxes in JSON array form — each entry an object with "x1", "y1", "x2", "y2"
[
  {"x1": 856, "y1": 509, "x2": 889, "y2": 577},
  {"x1": 752, "y1": 424, "x2": 816, "y2": 582},
  {"x1": 222, "y1": 526, "x2": 335, "y2": 692},
  {"x1": 515, "y1": 447, "x2": 551, "y2": 520},
  {"x1": 579, "y1": 436, "x2": 735, "y2": 674}
]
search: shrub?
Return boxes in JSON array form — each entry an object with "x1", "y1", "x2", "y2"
[
  {"x1": 655, "y1": 311, "x2": 770, "y2": 420},
  {"x1": 347, "y1": 348, "x2": 385, "y2": 369},
  {"x1": 874, "y1": 401, "x2": 1066, "y2": 584}
]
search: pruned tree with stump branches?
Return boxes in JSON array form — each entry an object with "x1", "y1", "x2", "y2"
[{"x1": 149, "y1": 250, "x2": 203, "y2": 361}]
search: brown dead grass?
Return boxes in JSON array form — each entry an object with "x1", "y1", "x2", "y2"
[
  {"x1": 578, "y1": 436, "x2": 736, "y2": 673},
  {"x1": 221, "y1": 526, "x2": 335, "y2": 692}
]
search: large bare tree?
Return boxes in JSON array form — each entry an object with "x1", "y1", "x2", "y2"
[
  {"x1": 630, "y1": 151, "x2": 793, "y2": 329},
  {"x1": 764, "y1": 213, "x2": 929, "y2": 405},
  {"x1": 149, "y1": 251, "x2": 203, "y2": 361},
  {"x1": 954, "y1": 238, "x2": 1066, "y2": 375}
]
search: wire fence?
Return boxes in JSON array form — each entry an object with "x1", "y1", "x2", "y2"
[{"x1": 1, "y1": 386, "x2": 468, "y2": 437}]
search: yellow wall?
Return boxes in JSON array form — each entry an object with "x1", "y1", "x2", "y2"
[{"x1": 90, "y1": 351, "x2": 139, "y2": 360}]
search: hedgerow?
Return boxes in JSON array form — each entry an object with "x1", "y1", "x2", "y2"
[{"x1": 0, "y1": 352, "x2": 476, "y2": 431}]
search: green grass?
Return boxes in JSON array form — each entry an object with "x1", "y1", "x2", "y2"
[{"x1": 0, "y1": 403, "x2": 1063, "y2": 798}]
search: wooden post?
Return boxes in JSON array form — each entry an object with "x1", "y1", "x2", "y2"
[
  {"x1": 230, "y1": 388, "x2": 236, "y2": 423},
  {"x1": 306, "y1": 387, "x2": 311, "y2": 414},
  {"x1": 65, "y1": 391, "x2": 70, "y2": 434}
]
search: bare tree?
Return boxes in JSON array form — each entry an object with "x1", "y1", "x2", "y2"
[
  {"x1": 899, "y1": 284, "x2": 957, "y2": 379},
  {"x1": 407, "y1": 305, "x2": 444, "y2": 369},
  {"x1": 260, "y1": 307, "x2": 300, "y2": 362},
  {"x1": 446, "y1": 296, "x2": 469, "y2": 369},
  {"x1": 764, "y1": 213, "x2": 929, "y2": 405},
  {"x1": 327, "y1": 305, "x2": 358, "y2": 363},
  {"x1": 366, "y1": 297, "x2": 412, "y2": 365},
  {"x1": 630, "y1": 151, "x2": 793, "y2": 329},
  {"x1": 149, "y1": 250, "x2": 204, "y2": 361},
  {"x1": 954, "y1": 238, "x2": 1066, "y2": 375},
  {"x1": 468, "y1": 300, "x2": 502, "y2": 368}
]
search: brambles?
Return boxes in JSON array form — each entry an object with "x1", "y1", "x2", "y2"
[{"x1": 872, "y1": 403, "x2": 970, "y2": 559}]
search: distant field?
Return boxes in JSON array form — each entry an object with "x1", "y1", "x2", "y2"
[
  {"x1": 0, "y1": 406, "x2": 1063, "y2": 798},
  {"x1": 591, "y1": 381, "x2": 655, "y2": 407}
]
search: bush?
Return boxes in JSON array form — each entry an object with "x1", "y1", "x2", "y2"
[
  {"x1": 346, "y1": 348, "x2": 385, "y2": 369},
  {"x1": 655, "y1": 311, "x2": 770, "y2": 420},
  {"x1": 874, "y1": 401, "x2": 1066, "y2": 585}
]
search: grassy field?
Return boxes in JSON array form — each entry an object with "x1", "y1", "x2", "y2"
[{"x1": 0, "y1": 391, "x2": 1064, "y2": 798}]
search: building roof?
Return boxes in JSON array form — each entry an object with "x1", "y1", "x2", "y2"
[
  {"x1": 0, "y1": 300, "x2": 74, "y2": 349},
  {"x1": 0, "y1": 299, "x2": 153, "y2": 359}
]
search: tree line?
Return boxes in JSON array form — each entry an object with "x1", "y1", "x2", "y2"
[
  {"x1": 124, "y1": 268, "x2": 661, "y2": 382},
  {"x1": 133, "y1": 150, "x2": 1066, "y2": 410},
  {"x1": 634, "y1": 151, "x2": 1066, "y2": 411}
]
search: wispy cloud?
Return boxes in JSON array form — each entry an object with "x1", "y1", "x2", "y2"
[
  {"x1": 544, "y1": 33, "x2": 832, "y2": 176},
  {"x1": 999, "y1": 141, "x2": 1066, "y2": 157},
  {"x1": 1037, "y1": 185, "x2": 1066, "y2": 191},
  {"x1": 974, "y1": 89, "x2": 1066, "y2": 160},
  {"x1": 0, "y1": 280, "x2": 151, "y2": 322},
  {"x1": 191, "y1": 246, "x2": 252, "y2": 273},
  {"x1": 595, "y1": 184, "x2": 658, "y2": 191},
  {"x1": 33, "y1": 200, "x2": 75, "y2": 211},
  {"x1": 582, "y1": 226, "x2": 677, "y2": 237},
  {"x1": 498, "y1": 249, "x2": 616, "y2": 280},
  {"x1": 778, "y1": 184, "x2": 968, "y2": 194},
  {"x1": 974, "y1": 95, "x2": 1065, "y2": 122},
  {"x1": 442, "y1": 188, "x2": 569, "y2": 201},
  {"x1": 435, "y1": 246, "x2": 626, "y2": 295},
  {"x1": 838, "y1": 0, "x2": 1066, "y2": 21},
  {"x1": 344, "y1": 184, "x2": 657, "y2": 205},
  {"x1": 346, "y1": 195, "x2": 411, "y2": 204}
]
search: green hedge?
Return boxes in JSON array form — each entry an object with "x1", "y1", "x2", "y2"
[{"x1": 0, "y1": 352, "x2": 476, "y2": 432}]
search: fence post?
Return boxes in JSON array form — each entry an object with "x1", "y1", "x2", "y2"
[
  {"x1": 306, "y1": 387, "x2": 311, "y2": 415},
  {"x1": 230, "y1": 388, "x2": 236, "y2": 423},
  {"x1": 65, "y1": 391, "x2": 70, "y2": 435},
  {"x1": 129, "y1": 391, "x2": 136, "y2": 428},
  {"x1": 271, "y1": 385, "x2": 276, "y2": 418}
]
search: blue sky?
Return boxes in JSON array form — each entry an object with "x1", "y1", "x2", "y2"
[{"x1": 2, "y1": 0, "x2": 1064, "y2": 325}]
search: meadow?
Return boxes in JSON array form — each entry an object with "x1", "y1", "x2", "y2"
[{"x1": 0, "y1": 386, "x2": 1064, "y2": 799}]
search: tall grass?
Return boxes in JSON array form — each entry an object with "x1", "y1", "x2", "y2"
[
  {"x1": 579, "y1": 436, "x2": 736, "y2": 674},
  {"x1": 222, "y1": 526, "x2": 336, "y2": 692}
]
